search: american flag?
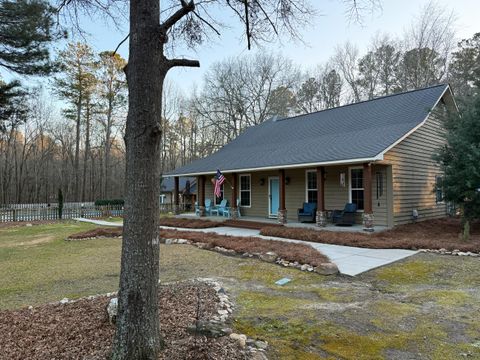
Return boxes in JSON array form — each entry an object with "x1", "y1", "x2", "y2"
[{"x1": 214, "y1": 169, "x2": 225, "y2": 198}]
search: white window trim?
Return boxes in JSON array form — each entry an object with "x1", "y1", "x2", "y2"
[
  {"x1": 238, "y1": 173, "x2": 251, "y2": 208},
  {"x1": 349, "y1": 166, "x2": 364, "y2": 212},
  {"x1": 214, "y1": 183, "x2": 224, "y2": 206},
  {"x1": 305, "y1": 169, "x2": 317, "y2": 203}
]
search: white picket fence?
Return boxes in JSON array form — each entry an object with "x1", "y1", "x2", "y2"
[{"x1": 0, "y1": 203, "x2": 123, "y2": 222}]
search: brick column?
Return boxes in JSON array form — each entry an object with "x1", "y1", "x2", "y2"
[
  {"x1": 316, "y1": 166, "x2": 327, "y2": 227},
  {"x1": 363, "y1": 163, "x2": 374, "y2": 231},
  {"x1": 278, "y1": 169, "x2": 287, "y2": 224},
  {"x1": 198, "y1": 175, "x2": 206, "y2": 217},
  {"x1": 173, "y1": 176, "x2": 180, "y2": 214}
]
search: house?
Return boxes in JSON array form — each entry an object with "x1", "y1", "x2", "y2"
[
  {"x1": 160, "y1": 177, "x2": 196, "y2": 210},
  {"x1": 165, "y1": 84, "x2": 458, "y2": 229}
]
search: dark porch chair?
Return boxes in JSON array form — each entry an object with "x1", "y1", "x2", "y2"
[
  {"x1": 332, "y1": 203, "x2": 357, "y2": 226},
  {"x1": 297, "y1": 202, "x2": 317, "y2": 223}
]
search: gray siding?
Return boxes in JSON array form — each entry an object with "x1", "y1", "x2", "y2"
[{"x1": 384, "y1": 108, "x2": 448, "y2": 225}]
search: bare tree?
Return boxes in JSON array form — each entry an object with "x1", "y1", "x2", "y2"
[{"x1": 333, "y1": 42, "x2": 362, "y2": 102}]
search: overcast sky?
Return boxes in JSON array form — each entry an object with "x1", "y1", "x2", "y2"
[{"x1": 3, "y1": 0, "x2": 480, "y2": 94}]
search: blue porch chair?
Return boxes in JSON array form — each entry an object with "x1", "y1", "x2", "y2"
[
  {"x1": 204, "y1": 199, "x2": 213, "y2": 216},
  {"x1": 332, "y1": 203, "x2": 357, "y2": 226},
  {"x1": 224, "y1": 199, "x2": 241, "y2": 218},
  {"x1": 215, "y1": 199, "x2": 229, "y2": 216},
  {"x1": 297, "y1": 202, "x2": 317, "y2": 223}
]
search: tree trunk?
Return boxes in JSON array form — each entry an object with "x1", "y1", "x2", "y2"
[
  {"x1": 112, "y1": 0, "x2": 164, "y2": 357},
  {"x1": 104, "y1": 98, "x2": 113, "y2": 199},
  {"x1": 74, "y1": 96, "x2": 82, "y2": 202},
  {"x1": 82, "y1": 99, "x2": 91, "y2": 203}
]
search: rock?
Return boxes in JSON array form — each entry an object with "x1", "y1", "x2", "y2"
[
  {"x1": 164, "y1": 238, "x2": 173, "y2": 245},
  {"x1": 28, "y1": 306, "x2": 33, "y2": 310},
  {"x1": 229, "y1": 333, "x2": 247, "y2": 348},
  {"x1": 25, "y1": 223, "x2": 33, "y2": 227},
  {"x1": 300, "y1": 264, "x2": 309, "y2": 271},
  {"x1": 187, "y1": 320, "x2": 231, "y2": 338},
  {"x1": 107, "y1": 297, "x2": 118, "y2": 324},
  {"x1": 314, "y1": 263, "x2": 339, "y2": 275},
  {"x1": 255, "y1": 340, "x2": 268, "y2": 350},
  {"x1": 176, "y1": 239, "x2": 189, "y2": 244},
  {"x1": 59, "y1": 298, "x2": 69, "y2": 304},
  {"x1": 259, "y1": 251, "x2": 278, "y2": 263}
]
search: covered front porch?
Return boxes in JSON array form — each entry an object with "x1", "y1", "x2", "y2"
[
  {"x1": 169, "y1": 161, "x2": 393, "y2": 231},
  {"x1": 176, "y1": 212, "x2": 388, "y2": 233}
]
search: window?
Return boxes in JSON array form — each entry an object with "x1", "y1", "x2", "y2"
[
  {"x1": 306, "y1": 170, "x2": 317, "y2": 203},
  {"x1": 435, "y1": 175, "x2": 443, "y2": 203},
  {"x1": 214, "y1": 183, "x2": 224, "y2": 205},
  {"x1": 350, "y1": 168, "x2": 364, "y2": 210},
  {"x1": 239, "y1": 174, "x2": 251, "y2": 207}
]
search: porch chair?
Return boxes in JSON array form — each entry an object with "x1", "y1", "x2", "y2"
[
  {"x1": 204, "y1": 199, "x2": 213, "y2": 216},
  {"x1": 332, "y1": 203, "x2": 357, "y2": 226},
  {"x1": 215, "y1": 199, "x2": 229, "y2": 216},
  {"x1": 224, "y1": 199, "x2": 241, "y2": 218},
  {"x1": 297, "y1": 202, "x2": 317, "y2": 223}
]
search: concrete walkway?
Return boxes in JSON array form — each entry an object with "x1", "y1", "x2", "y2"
[
  {"x1": 73, "y1": 218, "x2": 123, "y2": 227},
  {"x1": 73, "y1": 218, "x2": 417, "y2": 276}
]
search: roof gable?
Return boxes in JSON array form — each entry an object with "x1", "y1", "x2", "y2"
[{"x1": 168, "y1": 84, "x2": 451, "y2": 176}]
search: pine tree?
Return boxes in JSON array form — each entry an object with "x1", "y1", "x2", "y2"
[{"x1": 435, "y1": 95, "x2": 480, "y2": 240}]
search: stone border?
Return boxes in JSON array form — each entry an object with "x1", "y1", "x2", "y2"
[
  {"x1": 65, "y1": 236, "x2": 122, "y2": 241},
  {"x1": 164, "y1": 238, "x2": 339, "y2": 275},
  {"x1": 419, "y1": 248, "x2": 480, "y2": 257},
  {"x1": 42, "y1": 280, "x2": 269, "y2": 359}
]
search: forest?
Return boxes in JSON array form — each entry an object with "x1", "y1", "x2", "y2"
[{"x1": 0, "y1": 1, "x2": 478, "y2": 204}]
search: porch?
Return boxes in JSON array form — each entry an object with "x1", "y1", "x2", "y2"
[
  {"x1": 170, "y1": 161, "x2": 392, "y2": 231},
  {"x1": 176, "y1": 212, "x2": 388, "y2": 233}
]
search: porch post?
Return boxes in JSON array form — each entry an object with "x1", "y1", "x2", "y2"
[
  {"x1": 230, "y1": 173, "x2": 238, "y2": 219},
  {"x1": 173, "y1": 176, "x2": 180, "y2": 214},
  {"x1": 278, "y1": 169, "x2": 287, "y2": 224},
  {"x1": 198, "y1": 175, "x2": 206, "y2": 217},
  {"x1": 316, "y1": 166, "x2": 327, "y2": 227},
  {"x1": 363, "y1": 163, "x2": 374, "y2": 231}
]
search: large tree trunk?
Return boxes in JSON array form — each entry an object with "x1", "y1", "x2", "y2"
[
  {"x1": 112, "y1": 0, "x2": 164, "y2": 357},
  {"x1": 81, "y1": 99, "x2": 91, "y2": 203}
]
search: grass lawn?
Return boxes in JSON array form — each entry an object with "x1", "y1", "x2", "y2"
[{"x1": 1, "y1": 222, "x2": 480, "y2": 359}]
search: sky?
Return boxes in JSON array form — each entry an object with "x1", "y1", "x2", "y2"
[{"x1": 3, "y1": 0, "x2": 480, "y2": 95}]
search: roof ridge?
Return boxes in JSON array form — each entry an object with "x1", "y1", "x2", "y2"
[{"x1": 275, "y1": 83, "x2": 448, "y2": 123}]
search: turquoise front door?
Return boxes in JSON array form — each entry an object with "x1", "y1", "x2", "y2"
[{"x1": 269, "y1": 177, "x2": 279, "y2": 217}]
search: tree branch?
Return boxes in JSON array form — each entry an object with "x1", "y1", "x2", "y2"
[
  {"x1": 166, "y1": 58, "x2": 200, "y2": 69},
  {"x1": 161, "y1": 0, "x2": 195, "y2": 31}
]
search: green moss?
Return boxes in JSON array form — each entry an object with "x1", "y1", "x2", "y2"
[
  {"x1": 374, "y1": 259, "x2": 440, "y2": 285},
  {"x1": 409, "y1": 289, "x2": 472, "y2": 306}
]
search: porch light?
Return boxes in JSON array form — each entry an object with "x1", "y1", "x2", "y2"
[
  {"x1": 259, "y1": 178, "x2": 265, "y2": 186},
  {"x1": 285, "y1": 177, "x2": 291, "y2": 185}
]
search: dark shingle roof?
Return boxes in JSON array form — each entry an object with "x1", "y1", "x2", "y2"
[
  {"x1": 167, "y1": 84, "x2": 449, "y2": 176},
  {"x1": 161, "y1": 177, "x2": 196, "y2": 193}
]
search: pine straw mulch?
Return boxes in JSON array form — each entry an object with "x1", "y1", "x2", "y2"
[
  {"x1": 161, "y1": 229, "x2": 330, "y2": 267},
  {"x1": 260, "y1": 218, "x2": 480, "y2": 252},
  {"x1": 223, "y1": 219, "x2": 284, "y2": 230},
  {"x1": 0, "y1": 281, "x2": 246, "y2": 360},
  {"x1": 66, "y1": 227, "x2": 331, "y2": 267},
  {"x1": 159, "y1": 217, "x2": 223, "y2": 228}
]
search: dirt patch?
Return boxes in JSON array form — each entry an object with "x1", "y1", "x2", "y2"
[
  {"x1": 161, "y1": 229, "x2": 331, "y2": 267},
  {"x1": 260, "y1": 218, "x2": 480, "y2": 252},
  {"x1": 0, "y1": 281, "x2": 246, "y2": 360},
  {"x1": 159, "y1": 217, "x2": 223, "y2": 228},
  {"x1": 16, "y1": 235, "x2": 55, "y2": 247}
]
